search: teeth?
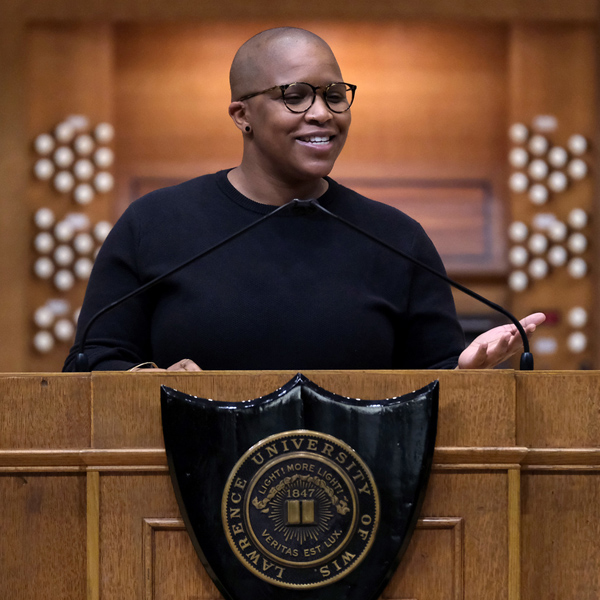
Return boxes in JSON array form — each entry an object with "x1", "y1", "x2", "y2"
[{"x1": 300, "y1": 136, "x2": 330, "y2": 143}]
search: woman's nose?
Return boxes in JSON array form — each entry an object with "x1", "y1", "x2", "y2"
[{"x1": 304, "y1": 93, "x2": 333, "y2": 123}]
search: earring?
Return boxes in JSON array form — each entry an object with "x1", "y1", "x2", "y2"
[{"x1": 245, "y1": 125, "x2": 251, "y2": 133}]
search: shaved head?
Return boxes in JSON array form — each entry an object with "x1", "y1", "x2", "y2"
[{"x1": 230, "y1": 27, "x2": 340, "y2": 101}]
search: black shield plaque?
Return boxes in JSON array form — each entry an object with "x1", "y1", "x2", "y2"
[{"x1": 161, "y1": 374, "x2": 438, "y2": 600}]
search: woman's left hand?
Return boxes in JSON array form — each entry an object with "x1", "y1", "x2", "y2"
[{"x1": 457, "y1": 312, "x2": 546, "y2": 369}]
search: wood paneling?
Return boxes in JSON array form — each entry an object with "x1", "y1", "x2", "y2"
[
  {"x1": 0, "y1": 4, "x2": 29, "y2": 373},
  {"x1": 521, "y1": 472, "x2": 600, "y2": 600},
  {"x1": 508, "y1": 25, "x2": 597, "y2": 370},
  {"x1": 0, "y1": 373, "x2": 90, "y2": 449},
  {"x1": 517, "y1": 371, "x2": 600, "y2": 599},
  {"x1": 1, "y1": 371, "x2": 600, "y2": 599},
  {"x1": 90, "y1": 369, "x2": 516, "y2": 448},
  {"x1": 0, "y1": 473, "x2": 87, "y2": 600},
  {"x1": 144, "y1": 519, "x2": 221, "y2": 600},
  {"x1": 516, "y1": 371, "x2": 600, "y2": 448},
  {"x1": 99, "y1": 474, "x2": 180, "y2": 600},
  {"x1": 338, "y1": 178, "x2": 501, "y2": 274},
  {"x1": 0, "y1": 4, "x2": 598, "y2": 373},
  {"x1": 420, "y1": 472, "x2": 509, "y2": 600},
  {"x1": 386, "y1": 518, "x2": 463, "y2": 600},
  {"x1": 331, "y1": 23, "x2": 507, "y2": 178},
  {"x1": 16, "y1": 20, "x2": 512, "y2": 372},
  {"x1": 11, "y1": 0, "x2": 600, "y2": 22},
  {"x1": 143, "y1": 517, "x2": 466, "y2": 600},
  {"x1": 113, "y1": 22, "x2": 509, "y2": 261},
  {"x1": 25, "y1": 24, "x2": 115, "y2": 373},
  {"x1": 87, "y1": 471, "x2": 100, "y2": 600}
]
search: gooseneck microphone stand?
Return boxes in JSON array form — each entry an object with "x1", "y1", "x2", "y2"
[
  {"x1": 75, "y1": 198, "x2": 534, "y2": 371},
  {"x1": 298, "y1": 199, "x2": 534, "y2": 370}
]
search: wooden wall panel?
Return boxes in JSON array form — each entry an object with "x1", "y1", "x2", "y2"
[
  {"x1": 16, "y1": 19, "x2": 512, "y2": 372},
  {"x1": 114, "y1": 23, "x2": 243, "y2": 174},
  {"x1": 330, "y1": 24, "x2": 507, "y2": 177},
  {"x1": 0, "y1": 3, "x2": 598, "y2": 374},
  {"x1": 0, "y1": 4, "x2": 29, "y2": 373},
  {"x1": 386, "y1": 518, "x2": 463, "y2": 600},
  {"x1": 0, "y1": 474, "x2": 87, "y2": 600},
  {"x1": 516, "y1": 371, "x2": 600, "y2": 447},
  {"x1": 521, "y1": 472, "x2": 600, "y2": 600},
  {"x1": 25, "y1": 24, "x2": 115, "y2": 372},
  {"x1": 112, "y1": 21, "x2": 508, "y2": 178},
  {"x1": 418, "y1": 472, "x2": 510, "y2": 600},
  {"x1": 90, "y1": 370, "x2": 516, "y2": 449},
  {"x1": 11, "y1": 0, "x2": 600, "y2": 22},
  {"x1": 1, "y1": 372, "x2": 600, "y2": 599},
  {"x1": 338, "y1": 179, "x2": 500, "y2": 274},
  {"x1": 0, "y1": 373, "x2": 90, "y2": 449},
  {"x1": 508, "y1": 26, "x2": 597, "y2": 370},
  {"x1": 144, "y1": 519, "x2": 221, "y2": 600},
  {"x1": 99, "y1": 473, "x2": 181, "y2": 600},
  {"x1": 113, "y1": 22, "x2": 509, "y2": 278}
]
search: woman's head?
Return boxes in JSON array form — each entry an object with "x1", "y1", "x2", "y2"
[{"x1": 229, "y1": 28, "x2": 352, "y2": 191}]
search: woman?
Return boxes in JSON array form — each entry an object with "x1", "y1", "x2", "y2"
[{"x1": 64, "y1": 27, "x2": 544, "y2": 372}]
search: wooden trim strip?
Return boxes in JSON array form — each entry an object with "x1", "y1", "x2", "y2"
[
  {"x1": 434, "y1": 463, "x2": 523, "y2": 471},
  {"x1": 409, "y1": 517, "x2": 464, "y2": 600},
  {"x1": 0, "y1": 448, "x2": 167, "y2": 467},
  {"x1": 87, "y1": 471, "x2": 100, "y2": 600},
  {"x1": 15, "y1": 0, "x2": 600, "y2": 22},
  {"x1": 522, "y1": 448, "x2": 600, "y2": 466},
  {"x1": 144, "y1": 517, "x2": 185, "y2": 530},
  {"x1": 508, "y1": 468, "x2": 521, "y2": 600},
  {"x1": 0, "y1": 466, "x2": 171, "y2": 473},
  {"x1": 521, "y1": 465, "x2": 600, "y2": 472},
  {"x1": 2, "y1": 447, "x2": 600, "y2": 470},
  {"x1": 434, "y1": 447, "x2": 528, "y2": 464},
  {"x1": 141, "y1": 518, "x2": 464, "y2": 600},
  {"x1": 143, "y1": 519, "x2": 187, "y2": 600}
]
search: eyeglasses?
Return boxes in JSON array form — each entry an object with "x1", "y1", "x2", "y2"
[{"x1": 238, "y1": 81, "x2": 357, "y2": 114}]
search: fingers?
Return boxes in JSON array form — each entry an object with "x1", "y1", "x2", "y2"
[
  {"x1": 180, "y1": 358, "x2": 202, "y2": 371},
  {"x1": 521, "y1": 312, "x2": 546, "y2": 331},
  {"x1": 458, "y1": 341, "x2": 488, "y2": 369},
  {"x1": 472, "y1": 343, "x2": 490, "y2": 367},
  {"x1": 459, "y1": 333, "x2": 514, "y2": 369},
  {"x1": 129, "y1": 358, "x2": 203, "y2": 372},
  {"x1": 166, "y1": 358, "x2": 202, "y2": 372},
  {"x1": 507, "y1": 312, "x2": 546, "y2": 343},
  {"x1": 489, "y1": 332, "x2": 512, "y2": 362}
]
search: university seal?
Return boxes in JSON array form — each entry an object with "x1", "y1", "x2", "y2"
[{"x1": 222, "y1": 430, "x2": 379, "y2": 588}]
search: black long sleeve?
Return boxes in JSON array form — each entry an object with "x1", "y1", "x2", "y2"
[{"x1": 64, "y1": 170, "x2": 464, "y2": 371}]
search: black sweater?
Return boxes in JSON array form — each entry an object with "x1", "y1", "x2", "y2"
[{"x1": 64, "y1": 170, "x2": 464, "y2": 371}]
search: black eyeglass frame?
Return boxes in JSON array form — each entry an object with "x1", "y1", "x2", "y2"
[{"x1": 237, "y1": 81, "x2": 357, "y2": 113}]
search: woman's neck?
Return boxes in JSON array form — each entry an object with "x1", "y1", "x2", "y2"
[{"x1": 227, "y1": 166, "x2": 329, "y2": 206}]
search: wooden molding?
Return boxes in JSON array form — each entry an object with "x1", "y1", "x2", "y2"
[
  {"x1": 86, "y1": 471, "x2": 100, "y2": 600},
  {"x1": 5, "y1": 446, "x2": 600, "y2": 471},
  {"x1": 141, "y1": 517, "x2": 464, "y2": 600}
]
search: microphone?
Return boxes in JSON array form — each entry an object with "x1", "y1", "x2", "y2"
[{"x1": 296, "y1": 199, "x2": 534, "y2": 370}]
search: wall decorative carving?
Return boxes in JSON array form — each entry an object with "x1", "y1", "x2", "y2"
[
  {"x1": 507, "y1": 118, "x2": 593, "y2": 361},
  {"x1": 30, "y1": 115, "x2": 114, "y2": 354}
]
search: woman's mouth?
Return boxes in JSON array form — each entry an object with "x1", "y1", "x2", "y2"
[{"x1": 297, "y1": 135, "x2": 333, "y2": 145}]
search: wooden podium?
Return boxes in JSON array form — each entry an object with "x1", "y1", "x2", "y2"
[{"x1": 1, "y1": 370, "x2": 600, "y2": 600}]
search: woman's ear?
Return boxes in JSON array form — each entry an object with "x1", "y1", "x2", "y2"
[{"x1": 229, "y1": 101, "x2": 250, "y2": 133}]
